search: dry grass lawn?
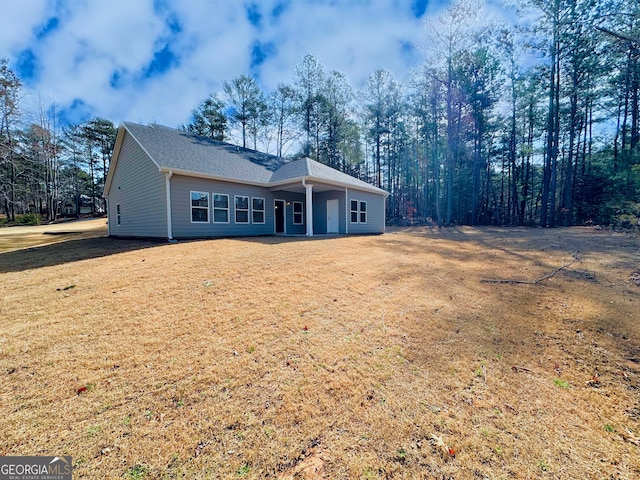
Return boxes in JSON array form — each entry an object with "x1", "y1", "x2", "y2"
[
  {"x1": 1, "y1": 225, "x2": 639, "y2": 479},
  {"x1": 0, "y1": 218, "x2": 108, "y2": 253}
]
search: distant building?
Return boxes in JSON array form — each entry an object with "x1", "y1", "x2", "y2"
[{"x1": 59, "y1": 199, "x2": 102, "y2": 217}]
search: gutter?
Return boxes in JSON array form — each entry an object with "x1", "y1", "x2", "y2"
[
  {"x1": 158, "y1": 167, "x2": 389, "y2": 197},
  {"x1": 159, "y1": 166, "x2": 268, "y2": 188}
]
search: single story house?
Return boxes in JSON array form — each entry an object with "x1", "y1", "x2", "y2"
[
  {"x1": 60, "y1": 198, "x2": 101, "y2": 217},
  {"x1": 104, "y1": 122, "x2": 388, "y2": 240}
]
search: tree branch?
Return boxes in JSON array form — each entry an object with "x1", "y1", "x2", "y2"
[
  {"x1": 481, "y1": 255, "x2": 579, "y2": 285},
  {"x1": 596, "y1": 26, "x2": 640, "y2": 45}
]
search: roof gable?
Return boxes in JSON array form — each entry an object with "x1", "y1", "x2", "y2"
[
  {"x1": 269, "y1": 157, "x2": 388, "y2": 194},
  {"x1": 123, "y1": 122, "x2": 284, "y2": 184}
]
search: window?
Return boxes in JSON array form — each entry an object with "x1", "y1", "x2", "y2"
[
  {"x1": 116, "y1": 204, "x2": 121, "y2": 226},
  {"x1": 350, "y1": 199, "x2": 367, "y2": 223},
  {"x1": 235, "y1": 195, "x2": 249, "y2": 223},
  {"x1": 350, "y1": 200, "x2": 358, "y2": 223},
  {"x1": 293, "y1": 201, "x2": 303, "y2": 225},
  {"x1": 191, "y1": 191, "x2": 209, "y2": 223},
  {"x1": 212, "y1": 193, "x2": 229, "y2": 223},
  {"x1": 252, "y1": 197, "x2": 265, "y2": 224}
]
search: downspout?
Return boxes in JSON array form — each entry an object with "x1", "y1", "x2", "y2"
[
  {"x1": 106, "y1": 198, "x2": 110, "y2": 236},
  {"x1": 165, "y1": 170, "x2": 174, "y2": 241},
  {"x1": 302, "y1": 178, "x2": 313, "y2": 237},
  {"x1": 383, "y1": 200, "x2": 386, "y2": 233},
  {"x1": 383, "y1": 194, "x2": 387, "y2": 233}
]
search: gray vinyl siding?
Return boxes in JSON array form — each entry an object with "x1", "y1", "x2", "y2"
[
  {"x1": 170, "y1": 175, "x2": 276, "y2": 238},
  {"x1": 347, "y1": 189, "x2": 385, "y2": 234},
  {"x1": 106, "y1": 132, "x2": 167, "y2": 237}
]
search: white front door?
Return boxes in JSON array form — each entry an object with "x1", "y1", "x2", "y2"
[{"x1": 327, "y1": 199, "x2": 339, "y2": 233}]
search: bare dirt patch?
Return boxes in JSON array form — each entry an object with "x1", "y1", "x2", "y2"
[{"x1": 1, "y1": 226, "x2": 639, "y2": 479}]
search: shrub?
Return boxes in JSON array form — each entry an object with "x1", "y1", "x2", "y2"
[
  {"x1": 16, "y1": 213, "x2": 42, "y2": 226},
  {"x1": 12, "y1": 213, "x2": 41, "y2": 226}
]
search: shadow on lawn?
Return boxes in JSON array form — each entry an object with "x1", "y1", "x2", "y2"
[
  {"x1": 233, "y1": 234, "x2": 351, "y2": 246},
  {"x1": 388, "y1": 225, "x2": 640, "y2": 262},
  {"x1": 0, "y1": 236, "x2": 160, "y2": 274}
]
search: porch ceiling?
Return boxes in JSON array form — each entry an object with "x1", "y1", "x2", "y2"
[{"x1": 269, "y1": 181, "x2": 342, "y2": 194}]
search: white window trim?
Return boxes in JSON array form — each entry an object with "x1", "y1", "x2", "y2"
[
  {"x1": 212, "y1": 193, "x2": 230, "y2": 224},
  {"x1": 190, "y1": 191, "x2": 210, "y2": 223},
  {"x1": 292, "y1": 201, "x2": 304, "y2": 225},
  {"x1": 350, "y1": 199, "x2": 359, "y2": 223},
  {"x1": 359, "y1": 200, "x2": 367, "y2": 224},
  {"x1": 235, "y1": 195, "x2": 250, "y2": 224},
  {"x1": 116, "y1": 204, "x2": 121, "y2": 226},
  {"x1": 252, "y1": 197, "x2": 266, "y2": 224},
  {"x1": 350, "y1": 199, "x2": 367, "y2": 224}
]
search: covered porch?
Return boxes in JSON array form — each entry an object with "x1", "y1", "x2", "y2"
[{"x1": 270, "y1": 180, "x2": 348, "y2": 236}]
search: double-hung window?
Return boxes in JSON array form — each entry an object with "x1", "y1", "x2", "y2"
[
  {"x1": 235, "y1": 195, "x2": 249, "y2": 223},
  {"x1": 359, "y1": 201, "x2": 367, "y2": 223},
  {"x1": 293, "y1": 201, "x2": 303, "y2": 225},
  {"x1": 191, "y1": 191, "x2": 209, "y2": 223},
  {"x1": 350, "y1": 200, "x2": 358, "y2": 223},
  {"x1": 252, "y1": 197, "x2": 265, "y2": 224},
  {"x1": 212, "y1": 193, "x2": 229, "y2": 223},
  {"x1": 350, "y1": 199, "x2": 367, "y2": 223},
  {"x1": 116, "y1": 204, "x2": 121, "y2": 226}
]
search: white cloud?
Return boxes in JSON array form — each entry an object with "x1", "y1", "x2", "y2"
[
  {"x1": 0, "y1": 0, "x2": 48, "y2": 53},
  {"x1": 257, "y1": 0, "x2": 423, "y2": 90},
  {"x1": 2, "y1": 0, "x2": 438, "y2": 128}
]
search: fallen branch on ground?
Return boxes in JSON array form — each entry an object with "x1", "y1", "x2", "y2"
[
  {"x1": 511, "y1": 366, "x2": 532, "y2": 373},
  {"x1": 481, "y1": 254, "x2": 578, "y2": 285}
]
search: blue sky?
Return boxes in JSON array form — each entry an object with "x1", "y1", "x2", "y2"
[{"x1": 1, "y1": 0, "x2": 479, "y2": 128}]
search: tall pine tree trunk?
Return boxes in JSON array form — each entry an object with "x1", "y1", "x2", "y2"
[{"x1": 541, "y1": 0, "x2": 560, "y2": 227}]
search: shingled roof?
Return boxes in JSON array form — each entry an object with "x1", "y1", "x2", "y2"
[
  {"x1": 106, "y1": 122, "x2": 387, "y2": 196},
  {"x1": 269, "y1": 157, "x2": 387, "y2": 192},
  {"x1": 122, "y1": 122, "x2": 284, "y2": 184}
]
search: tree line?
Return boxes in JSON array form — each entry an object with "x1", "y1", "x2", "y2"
[
  {"x1": 181, "y1": 0, "x2": 640, "y2": 227},
  {"x1": 2, "y1": 0, "x2": 638, "y2": 227},
  {"x1": 0, "y1": 58, "x2": 117, "y2": 223}
]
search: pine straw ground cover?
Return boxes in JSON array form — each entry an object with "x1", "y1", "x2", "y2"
[{"x1": 0, "y1": 226, "x2": 639, "y2": 479}]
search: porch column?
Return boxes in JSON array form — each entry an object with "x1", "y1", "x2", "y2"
[
  {"x1": 304, "y1": 180, "x2": 313, "y2": 236},
  {"x1": 345, "y1": 187, "x2": 348, "y2": 235}
]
